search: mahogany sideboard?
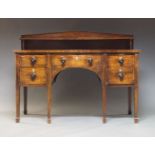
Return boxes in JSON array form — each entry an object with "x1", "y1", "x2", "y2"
[{"x1": 15, "y1": 31, "x2": 142, "y2": 123}]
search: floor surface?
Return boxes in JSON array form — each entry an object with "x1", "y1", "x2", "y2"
[{"x1": 0, "y1": 110, "x2": 154, "y2": 137}]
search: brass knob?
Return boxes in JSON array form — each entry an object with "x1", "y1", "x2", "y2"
[
  {"x1": 88, "y1": 57, "x2": 93, "y2": 66},
  {"x1": 31, "y1": 56, "x2": 37, "y2": 66},
  {"x1": 31, "y1": 69, "x2": 37, "y2": 81},
  {"x1": 118, "y1": 69, "x2": 124, "y2": 81},
  {"x1": 60, "y1": 57, "x2": 66, "y2": 66},
  {"x1": 118, "y1": 57, "x2": 124, "y2": 66}
]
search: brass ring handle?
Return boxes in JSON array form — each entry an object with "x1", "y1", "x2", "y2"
[
  {"x1": 31, "y1": 69, "x2": 37, "y2": 81},
  {"x1": 118, "y1": 57, "x2": 124, "y2": 66},
  {"x1": 118, "y1": 69, "x2": 124, "y2": 80},
  {"x1": 88, "y1": 57, "x2": 93, "y2": 66},
  {"x1": 31, "y1": 56, "x2": 37, "y2": 66},
  {"x1": 60, "y1": 57, "x2": 66, "y2": 66}
]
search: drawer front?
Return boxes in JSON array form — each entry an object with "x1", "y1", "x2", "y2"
[
  {"x1": 107, "y1": 55, "x2": 135, "y2": 84},
  {"x1": 20, "y1": 55, "x2": 47, "y2": 67},
  {"x1": 108, "y1": 55, "x2": 134, "y2": 69},
  {"x1": 52, "y1": 55, "x2": 101, "y2": 68},
  {"x1": 20, "y1": 68, "x2": 47, "y2": 85},
  {"x1": 108, "y1": 68, "x2": 134, "y2": 84}
]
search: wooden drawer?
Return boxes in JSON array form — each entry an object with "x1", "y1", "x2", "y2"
[
  {"x1": 107, "y1": 68, "x2": 134, "y2": 84},
  {"x1": 20, "y1": 55, "x2": 47, "y2": 67},
  {"x1": 108, "y1": 55, "x2": 134, "y2": 69},
  {"x1": 52, "y1": 55, "x2": 101, "y2": 68},
  {"x1": 20, "y1": 68, "x2": 47, "y2": 85}
]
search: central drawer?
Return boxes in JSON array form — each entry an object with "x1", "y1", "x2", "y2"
[{"x1": 51, "y1": 55, "x2": 101, "y2": 68}]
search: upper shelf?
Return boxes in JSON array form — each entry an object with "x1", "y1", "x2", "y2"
[{"x1": 20, "y1": 31, "x2": 133, "y2": 40}]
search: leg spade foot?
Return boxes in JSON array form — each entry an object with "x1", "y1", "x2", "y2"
[
  {"x1": 103, "y1": 117, "x2": 107, "y2": 123},
  {"x1": 48, "y1": 119, "x2": 51, "y2": 124},
  {"x1": 134, "y1": 117, "x2": 139, "y2": 124},
  {"x1": 16, "y1": 118, "x2": 20, "y2": 123}
]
